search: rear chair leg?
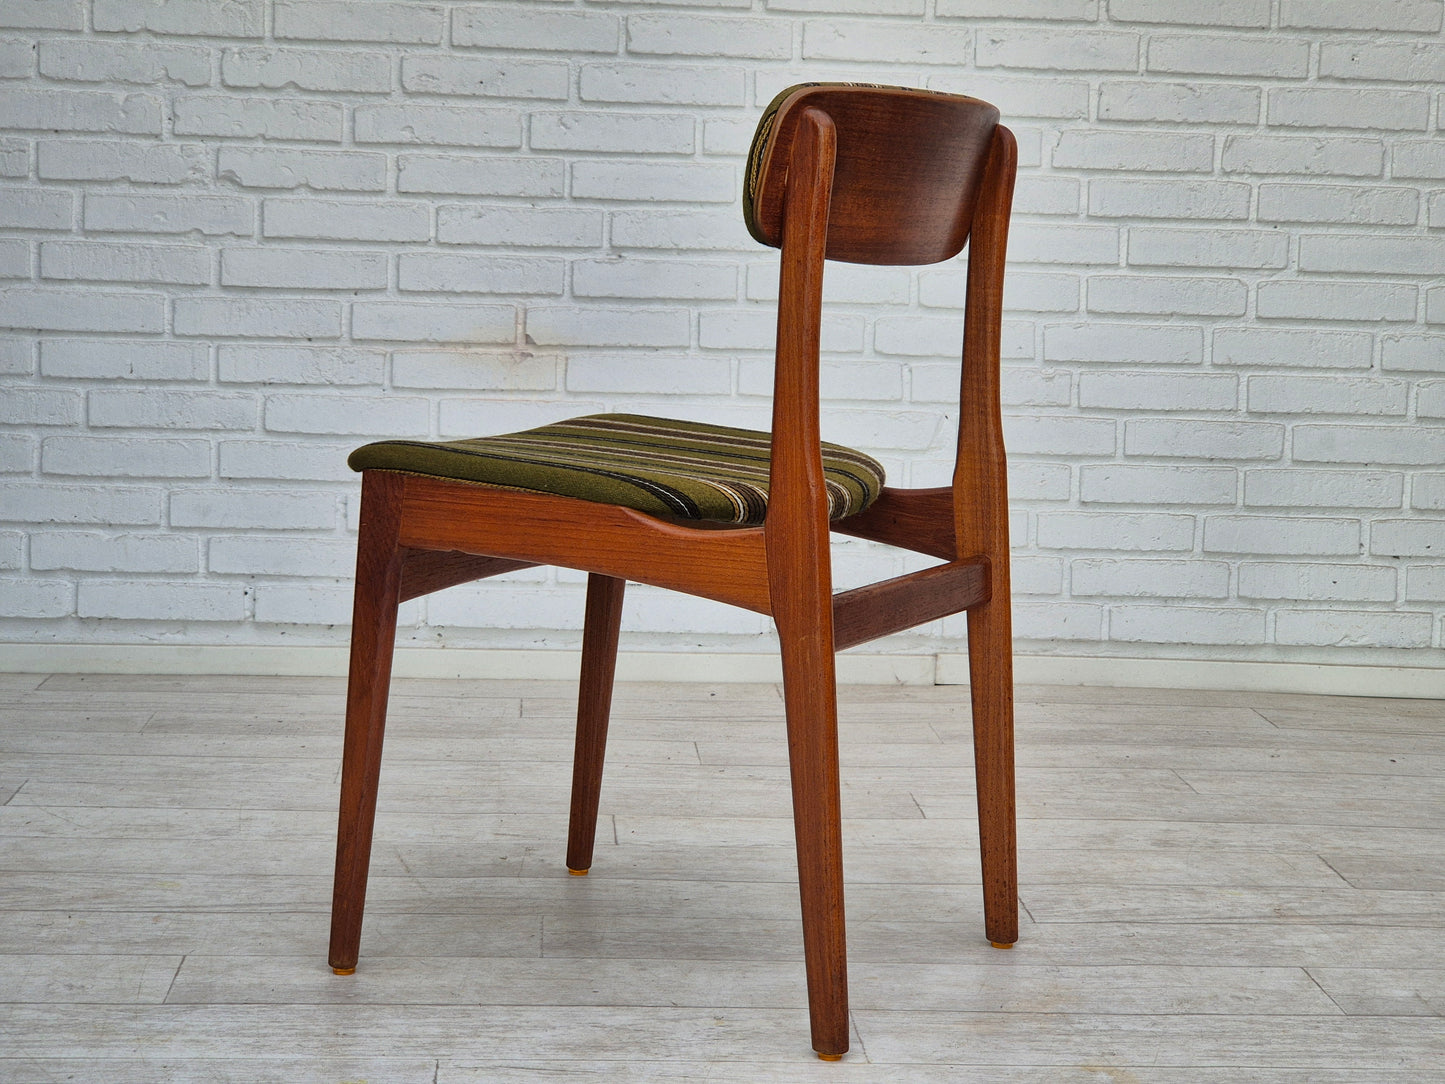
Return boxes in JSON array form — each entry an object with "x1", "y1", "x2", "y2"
[
  {"x1": 329, "y1": 471, "x2": 406, "y2": 974},
  {"x1": 566, "y1": 574, "x2": 626, "y2": 875},
  {"x1": 966, "y1": 595, "x2": 1018, "y2": 948},
  {"x1": 774, "y1": 584, "x2": 850, "y2": 1059}
]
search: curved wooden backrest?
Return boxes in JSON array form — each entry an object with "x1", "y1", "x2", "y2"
[{"x1": 744, "y1": 83, "x2": 1002, "y2": 266}]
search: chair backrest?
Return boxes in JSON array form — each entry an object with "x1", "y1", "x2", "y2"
[{"x1": 744, "y1": 83, "x2": 1003, "y2": 266}]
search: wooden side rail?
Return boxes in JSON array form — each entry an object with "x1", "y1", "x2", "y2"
[
  {"x1": 394, "y1": 474, "x2": 773, "y2": 615},
  {"x1": 832, "y1": 558, "x2": 989, "y2": 651}
]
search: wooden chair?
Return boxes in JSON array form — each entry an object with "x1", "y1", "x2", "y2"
[{"x1": 329, "y1": 83, "x2": 1018, "y2": 1060}]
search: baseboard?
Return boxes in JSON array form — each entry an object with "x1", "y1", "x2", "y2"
[
  {"x1": 3, "y1": 641, "x2": 1444, "y2": 698},
  {"x1": 943, "y1": 652, "x2": 1445, "y2": 699},
  {"x1": 0, "y1": 643, "x2": 935, "y2": 685}
]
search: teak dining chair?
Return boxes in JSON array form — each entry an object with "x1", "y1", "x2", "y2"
[{"x1": 329, "y1": 83, "x2": 1018, "y2": 1060}]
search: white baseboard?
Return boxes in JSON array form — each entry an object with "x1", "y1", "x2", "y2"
[
  {"x1": 945, "y1": 652, "x2": 1445, "y2": 699},
  {"x1": 0, "y1": 643, "x2": 933, "y2": 685},
  {"x1": 2, "y1": 642, "x2": 1444, "y2": 698}
]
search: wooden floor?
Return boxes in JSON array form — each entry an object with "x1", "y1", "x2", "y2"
[{"x1": 0, "y1": 671, "x2": 1442, "y2": 1082}]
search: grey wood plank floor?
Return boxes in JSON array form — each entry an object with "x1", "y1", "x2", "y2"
[{"x1": 1, "y1": 672, "x2": 1442, "y2": 1082}]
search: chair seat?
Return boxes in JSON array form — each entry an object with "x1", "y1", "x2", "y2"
[{"x1": 349, "y1": 412, "x2": 885, "y2": 526}]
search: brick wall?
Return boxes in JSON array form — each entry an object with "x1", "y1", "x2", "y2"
[{"x1": 3, "y1": 0, "x2": 1444, "y2": 664}]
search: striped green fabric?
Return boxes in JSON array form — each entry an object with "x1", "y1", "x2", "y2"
[{"x1": 349, "y1": 413, "x2": 885, "y2": 526}]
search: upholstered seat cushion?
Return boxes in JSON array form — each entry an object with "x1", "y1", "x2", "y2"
[{"x1": 349, "y1": 413, "x2": 885, "y2": 526}]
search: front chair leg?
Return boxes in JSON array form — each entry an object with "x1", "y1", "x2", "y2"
[
  {"x1": 329, "y1": 471, "x2": 407, "y2": 974},
  {"x1": 966, "y1": 594, "x2": 1018, "y2": 948},
  {"x1": 566, "y1": 573, "x2": 626, "y2": 875}
]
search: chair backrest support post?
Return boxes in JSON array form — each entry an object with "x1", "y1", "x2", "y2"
[
  {"x1": 767, "y1": 105, "x2": 838, "y2": 540},
  {"x1": 955, "y1": 124, "x2": 1018, "y2": 575}
]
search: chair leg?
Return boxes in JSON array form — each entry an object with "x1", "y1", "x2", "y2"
[
  {"x1": 775, "y1": 606, "x2": 850, "y2": 1059},
  {"x1": 566, "y1": 573, "x2": 625, "y2": 875},
  {"x1": 329, "y1": 471, "x2": 407, "y2": 974},
  {"x1": 966, "y1": 594, "x2": 1018, "y2": 948}
]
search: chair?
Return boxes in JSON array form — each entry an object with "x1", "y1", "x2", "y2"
[{"x1": 329, "y1": 83, "x2": 1018, "y2": 1060}]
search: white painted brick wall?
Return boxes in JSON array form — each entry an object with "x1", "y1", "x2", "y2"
[{"x1": 3, "y1": 0, "x2": 1444, "y2": 666}]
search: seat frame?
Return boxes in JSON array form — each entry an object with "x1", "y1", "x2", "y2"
[{"x1": 329, "y1": 88, "x2": 1018, "y2": 1060}]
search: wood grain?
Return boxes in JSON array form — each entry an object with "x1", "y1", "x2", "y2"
[{"x1": 565, "y1": 573, "x2": 625, "y2": 874}]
